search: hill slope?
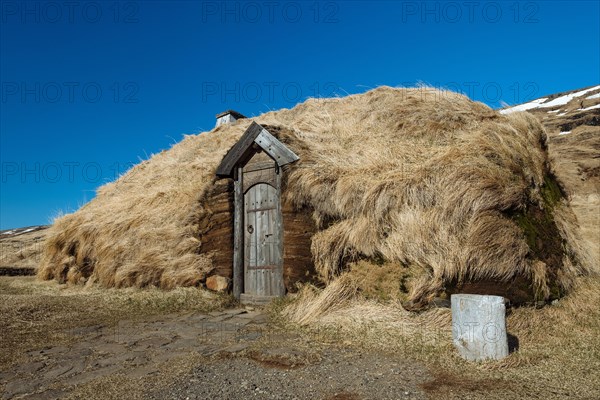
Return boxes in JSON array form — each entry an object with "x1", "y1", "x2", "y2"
[
  {"x1": 502, "y1": 85, "x2": 600, "y2": 263},
  {"x1": 0, "y1": 226, "x2": 48, "y2": 275}
]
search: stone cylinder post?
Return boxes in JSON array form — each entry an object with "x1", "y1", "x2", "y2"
[{"x1": 451, "y1": 294, "x2": 509, "y2": 361}]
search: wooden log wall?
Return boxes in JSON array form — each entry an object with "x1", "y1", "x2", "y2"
[
  {"x1": 200, "y1": 178, "x2": 317, "y2": 291},
  {"x1": 282, "y1": 200, "x2": 318, "y2": 290},
  {"x1": 198, "y1": 179, "x2": 235, "y2": 278}
]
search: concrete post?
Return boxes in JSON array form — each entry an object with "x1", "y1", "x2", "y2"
[{"x1": 451, "y1": 294, "x2": 509, "y2": 361}]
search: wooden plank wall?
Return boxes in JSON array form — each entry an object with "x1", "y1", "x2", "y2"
[{"x1": 200, "y1": 177, "x2": 318, "y2": 291}]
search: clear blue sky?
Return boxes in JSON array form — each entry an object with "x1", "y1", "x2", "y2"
[{"x1": 1, "y1": 0, "x2": 599, "y2": 229}]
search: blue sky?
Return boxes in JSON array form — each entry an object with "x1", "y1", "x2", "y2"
[{"x1": 1, "y1": 0, "x2": 599, "y2": 229}]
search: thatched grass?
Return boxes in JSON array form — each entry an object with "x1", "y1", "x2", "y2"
[{"x1": 39, "y1": 86, "x2": 597, "y2": 306}]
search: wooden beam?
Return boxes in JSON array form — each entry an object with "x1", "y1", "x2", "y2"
[
  {"x1": 274, "y1": 169, "x2": 285, "y2": 296},
  {"x1": 216, "y1": 122, "x2": 299, "y2": 178},
  {"x1": 255, "y1": 129, "x2": 299, "y2": 167},
  {"x1": 216, "y1": 122, "x2": 263, "y2": 177},
  {"x1": 232, "y1": 167, "x2": 243, "y2": 299}
]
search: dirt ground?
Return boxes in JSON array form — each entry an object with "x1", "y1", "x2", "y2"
[
  {"x1": 0, "y1": 277, "x2": 431, "y2": 400},
  {"x1": 1, "y1": 276, "x2": 599, "y2": 400}
]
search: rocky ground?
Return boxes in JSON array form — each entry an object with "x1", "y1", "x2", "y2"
[
  {"x1": 3, "y1": 309, "x2": 253, "y2": 398},
  {"x1": 0, "y1": 277, "x2": 433, "y2": 400},
  {"x1": 0, "y1": 308, "x2": 268, "y2": 399},
  {"x1": 2, "y1": 272, "x2": 600, "y2": 400},
  {"x1": 0, "y1": 309, "x2": 431, "y2": 400},
  {"x1": 157, "y1": 350, "x2": 428, "y2": 400}
]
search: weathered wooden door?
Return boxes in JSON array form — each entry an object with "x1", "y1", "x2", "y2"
[
  {"x1": 241, "y1": 151, "x2": 284, "y2": 298},
  {"x1": 217, "y1": 122, "x2": 299, "y2": 301},
  {"x1": 243, "y1": 183, "x2": 283, "y2": 296}
]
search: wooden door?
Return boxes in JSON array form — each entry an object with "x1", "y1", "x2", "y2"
[
  {"x1": 241, "y1": 152, "x2": 284, "y2": 298},
  {"x1": 243, "y1": 183, "x2": 283, "y2": 296}
]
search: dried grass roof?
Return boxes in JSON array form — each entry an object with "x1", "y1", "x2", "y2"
[{"x1": 39, "y1": 87, "x2": 596, "y2": 305}]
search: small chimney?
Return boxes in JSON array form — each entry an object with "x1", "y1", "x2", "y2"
[{"x1": 215, "y1": 110, "x2": 246, "y2": 127}]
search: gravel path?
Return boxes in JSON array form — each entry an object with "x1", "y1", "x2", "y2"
[
  {"x1": 1, "y1": 309, "x2": 267, "y2": 399},
  {"x1": 1, "y1": 308, "x2": 430, "y2": 400},
  {"x1": 154, "y1": 349, "x2": 429, "y2": 400}
]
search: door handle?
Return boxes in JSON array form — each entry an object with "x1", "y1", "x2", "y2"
[{"x1": 247, "y1": 225, "x2": 254, "y2": 234}]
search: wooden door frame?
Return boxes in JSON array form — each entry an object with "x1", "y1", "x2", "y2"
[
  {"x1": 233, "y1": 163, "x2": 284, "y2": 299},
  {"x1": 215, "y1": 122, "x2": 299, "y2": 300},
  {"x1": 233, "y1": 165, "x2": 244, "y2": 298}
]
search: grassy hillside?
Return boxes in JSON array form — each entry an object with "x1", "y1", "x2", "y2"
[
  {"x1": 0, "y1": 226, "x2": 48, "y2": 274},
  {"x1": 504, "y1": 85, "x2": 600, "y2": 264}
]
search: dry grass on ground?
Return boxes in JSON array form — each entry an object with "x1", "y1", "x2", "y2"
[
  {"x1": 275, "y1": 275, "x2": 600, "y2": 399},
  {"x1": 0, "y1": 277, "x2": 233, "y2": 368},
  {"x1": 1, "y1": 274, "x2": 598, "y2": 399},
  {"x1": 38, "y1": 87, "x2": 596, "y2": 308}
]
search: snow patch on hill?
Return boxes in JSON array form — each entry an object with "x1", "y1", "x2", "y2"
[
  {"x1": 500, "y1": 98, "x2": 548, "y2": 113},
  {"x1": 580, "y1": 104, "x2": 600, "y2": 111},
  {"x1": 0, "y1": 225, "x2": 48, "y2": 238},
  {"x1": 500, "y1": 85, "x2": 600, "y2": 114}
]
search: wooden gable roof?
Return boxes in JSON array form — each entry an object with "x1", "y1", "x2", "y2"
[{"x1": 216, "y1": 122, "x2": 299, "y2": 178}]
